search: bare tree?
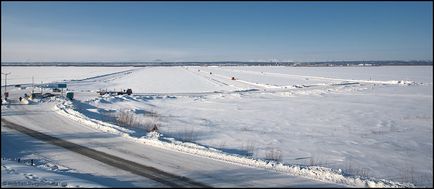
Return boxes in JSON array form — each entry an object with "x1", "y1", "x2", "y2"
[
  {"x1": 265, "y1": 148, "x2": 282, "y2": 162},
  {"x1": 116, "y1": 109, "x2": 162, "y2": 133}
]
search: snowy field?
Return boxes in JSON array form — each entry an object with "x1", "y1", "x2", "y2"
[
  {"x1": 1, "y1": 66, "x2": 135, "y2": 86},
  {"x1": 2, "y1": 65, "x2": 432, "y2": 187}
]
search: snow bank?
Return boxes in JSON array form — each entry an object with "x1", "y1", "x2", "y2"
[
  {"x1": 1, "y1": 158, "x2": 100, "y2": 188},
  {"x1": 19, "y1": 98, "x2": 30, "y2": 105},
  {"x1": 53, "y1": 99, "x2": 415, "y2": 188},
  {"x1": 54, "y1": 99, "x2": 134, "y2": 136},
  {"x1": 135, "y1": 135, "x2": 414, "y2": 188}
]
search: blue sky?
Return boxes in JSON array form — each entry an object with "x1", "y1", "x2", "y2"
[{"x1": 1, "y1": 2, "x2": 432, "y2": 62}]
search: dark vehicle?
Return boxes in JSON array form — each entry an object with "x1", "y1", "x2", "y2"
[
  {"x1": 116, "y1": 89, "x2": 133, "y2": 95},
  {"x1": 43, "y1": 93, "x2": 56, "y2": 98},
  {"x1": 53, "y1": 88, "x2": 61, "y2": 92},
  {"x1": 99, "y1": 89, "x2": 132, "y2": 96},
  {"x1": 31, "y1": 93, "x2": 42, "y2": 99},
  {"x1": 126, "y1": 89, "x2": 132, "y2": 95}
]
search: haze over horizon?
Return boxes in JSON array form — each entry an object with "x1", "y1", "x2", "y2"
[{"x1": 1, "y1": 2, "x2": 433, "y2": 62}]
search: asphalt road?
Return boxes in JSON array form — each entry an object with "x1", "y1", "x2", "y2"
[{"x1": 1, "y1": 118, "x2": 210, "y2": 188}]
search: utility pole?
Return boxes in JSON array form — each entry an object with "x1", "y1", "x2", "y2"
[
  {"x1": 1, "y1": 72, "x2": 11, "y2": 100},
  {"x1": 32, "y1": 76, "x2": 34, "y2": 94}
]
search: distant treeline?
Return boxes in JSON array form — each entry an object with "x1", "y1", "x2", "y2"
[{"x1": 2, "y1": 60, "x2": 432, "y2": 67}]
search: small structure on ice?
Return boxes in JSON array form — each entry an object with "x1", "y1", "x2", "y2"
[
  {"x1": 98, "y1": 88, "x2": 133, "y2": 96},
  {"x1": 66, "y1": 91, "x2": 74, "y2": 100}
]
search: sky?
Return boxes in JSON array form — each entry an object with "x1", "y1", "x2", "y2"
[{"x1": 1, "y1": 2, "x2": 432, "y2": 62}]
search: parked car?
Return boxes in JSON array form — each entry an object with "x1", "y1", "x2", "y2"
[
  {"x1": 43, "y1": 93, "x2": 56, "y2": 98},
  {"x1": 30, "y1": 93, "x2": 42, "y2": 100}
]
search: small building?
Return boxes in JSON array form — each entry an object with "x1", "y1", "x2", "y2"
[
  {"x1": 57, "y1": 84, "x2": 67, "y2": 88},
  {"x1": 66, "y1": 92, "x2": 74, "y2": 100}
]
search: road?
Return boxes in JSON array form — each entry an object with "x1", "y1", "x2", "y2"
[
  {"x1": 1, "y1": 93, "x2": 345, "y2": 187},
  {"x1": 2, "y1": 118, "x2": 208, "y2": 188}
]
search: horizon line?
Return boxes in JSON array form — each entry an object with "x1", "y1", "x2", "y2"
[{"x1": 2, "y1": 60, "x2": 433, "y2": 63}]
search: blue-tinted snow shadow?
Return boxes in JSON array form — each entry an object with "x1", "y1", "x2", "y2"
[
  {"x1": 70, "y1": 100, "x2": 117, "y2": 123},
  {"x1": 184, "y1": 168, "x2": 346, "y2": 188},
  {"x1": 52, "y1": 171, "x2": 139, "y2": 187},
  {"x1": 71, "y1": 100, "x2": 157, "y2": 138},
  {"x1": 214, "y1": 147, "x2": 253, "y2": 157}
]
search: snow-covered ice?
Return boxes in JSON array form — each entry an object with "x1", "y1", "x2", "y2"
[
  {"x1": 2, "y1": 65, "x2": 432, "y2": 187},
  {"x1": 1, "y1": 66, "x2": 134, "y2": 86}
]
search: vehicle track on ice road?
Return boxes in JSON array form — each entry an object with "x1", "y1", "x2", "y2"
[{"x1": 1, "y1": 118, "x2": 210, "y2": 188}]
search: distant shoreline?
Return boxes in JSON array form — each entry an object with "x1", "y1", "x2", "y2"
[{"x1": 1, "y1": 60, "x2": 432, "y2": 67}]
